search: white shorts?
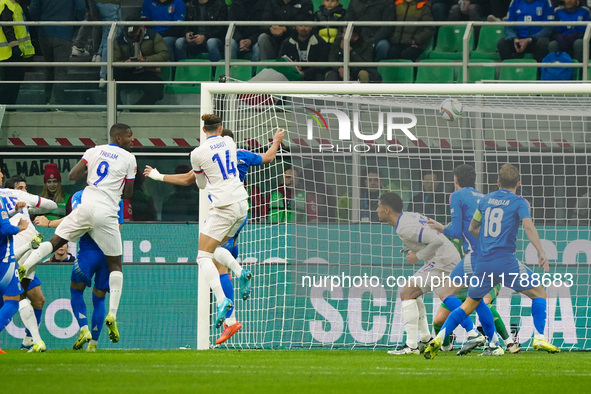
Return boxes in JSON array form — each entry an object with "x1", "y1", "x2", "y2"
[
  {"x1": 201, "y1": 200, "x2": 248, "y2": 242},
  {"x1": 55, "y1": 202, "x2": 122, "y2": 256},
  {"x1": 409, "y1": 258, "x2": 456, "y2": 295}
]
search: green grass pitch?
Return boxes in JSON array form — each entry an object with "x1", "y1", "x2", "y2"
[{"x1": 2, "y1": 349, "x2": 591, "y2": 392}]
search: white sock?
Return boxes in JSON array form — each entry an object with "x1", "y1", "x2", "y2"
[
  {"x1": 466, "y1": 329, "x2": 478, "y2": 337},
  {"x1": 89, "y1": 339, "x2": 98, "y2": 346},
  {"x1": 22, "y1": 241, "x2": 53, "y2": 271},
  {"x1": 225, "y1": 316, "x2": 237, "y2": 326},
  {"x1": 17, "y1": 249, "x2": 32, "y2": 267},
  {"x1": 197, "y1": 251, "x2": 225, "y2": 305},
  {"x1": 402, "y1": 299, "x2": 419, "y2": 349},
  {"x1": 416, "y1": 298, "x2": 431, "y2": 342},
  {"x1": 14, "y1": 243, "x2": 31, "y2": 260},
  {"x1": 80, "y1": 324, "x2": 89, "y2": 332},
  {"x1": 19, "y1": 299, "x2": 42, "y2": 343},
  {"x1": 213, "y1": 247, "x2": 243, "y2": 277},
  {"x1": 108, "y1": 271, "x2": 123, "y2": 318},
  {"x1": 504, "y1": 336, "x2": 515, "y2": 345}
]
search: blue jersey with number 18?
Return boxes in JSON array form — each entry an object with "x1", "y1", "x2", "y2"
[{"x1": 475, "y1": 189, "x2": 531, "y2": 259}]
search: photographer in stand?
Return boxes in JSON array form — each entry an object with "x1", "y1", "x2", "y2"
[{"x1": 113, "y1": 22, "x2": 169, "y2": 109}]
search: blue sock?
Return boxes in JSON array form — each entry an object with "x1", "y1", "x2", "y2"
[
  {"x1": 439, "y1": 307, "x2": 467, "y2": 341},
  {"x1": 91, "y1": 293, "x2": 106, "y2": 341},
  {"x1": 443, "y1": 295, "x2": 474, "y2": 332},
  {"x1": 220, "y1": 273, "x2": 234, "y2": 318},
  {"x1": 0, "y1": 300, "x2": 19, "y2": 332},
  {"x1": 475, "y1": 300, "x2": 499, "y2": 346},
  {"x1": 531, "y1": 297, "x2": 547, "y2": 336},
  {"x1": 70, "y1": 288, "x2": 88, "y2": 328}
]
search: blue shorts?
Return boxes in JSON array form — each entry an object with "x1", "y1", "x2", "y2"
[
  {"x1": 0, "y1": 261, "x2": 23, "y2": 297},
  {"x1": 71, "y1": 247, "x2": 109, "y2": 292},
  {"x1": 28, "y1": 274, "x2": 42, "y2": 290},
  {"x1": 467, "y1": 254, "x2": 536, "y2": 300}
]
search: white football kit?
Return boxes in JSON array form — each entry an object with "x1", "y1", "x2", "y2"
[
  {"x1": 191, "y1": 135, "x2": 248, "y2": 241},
  {"x1": 56, "y1": 143, "x2": 137, "y2": 256},
  {"x1": 396, "y1": 211, "x2": 460, "y2": 293}
]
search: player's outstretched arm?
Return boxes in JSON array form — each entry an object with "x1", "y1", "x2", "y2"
[
  {"x1": 144, "y1": 166, "x2": 196, "y2": 186},
  {"x1": 69, "y1": 160, "x2": 88, "y2": 181},
  {"x1": 260, "y1": 128, "x2": 285, "y2": 164},
  {"x1": 29, "y1": 196, "x2": 58, "y2": 214},
  {"x1": 415, "y1": 229, "x2": 445, "y2": 262},
  {"x1": 522, "y1": 217, "x2": 549, "y2": 272}
]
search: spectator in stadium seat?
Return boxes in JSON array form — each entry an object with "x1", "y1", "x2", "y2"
[
  {"x1": 430, "y1": 0, "x2": 454, "y2": 21},
  {"x1": 325, "y1": 27, "x2": 382, "y2": 82},
  {"x1": 386, "y1": 0, "x2": 434, "y2": 62},
  {"x1": 486, "y1": 0, "x2": 511, "y2": 21},
  {"x1": 40, "y1": 163, "x2": 72, "y2": 221},
  {"x1": 267, "y1": 166, "x2": 317, "y2": 223},
  {"x1": 547, "y1": 0, "x2": 591, "y2": 63},
  {"x1": 161, "y1": 164, "x2": 200, "y2": 221},
  {"x1": 257, "y1": 0, "x2": 314, "y2": 61},
  {"x1": 448, "y1": 0, "x2": 490, "y2": 23},
  {"x1": 314, "y1": 0, "x2": 347, "y2": 44},
  {"x1": 29, "y1": 0, "x2": 85, "y2": 105},
  {"x1": 278, "y1": 21, "x2": 330, "y2": 81},
  {"x1": 497, "y1": 0, "x2": 554, "y2": 63},
  {"x1": 94, "y1": 0, "x2": 122, "y2": 86},
  {"x1": 345, "y1": 0, "x2": 395, "y2": 62},
  {"x1": 407, "y1": 170, "x2": 448, "y2": 224},
  {"x1": 0, "y1": 0, "x2": 35, "y2": 106},
  {"x1": 141, "y1": 0, "x2": 186, "y2": 61},
  {"x1": 113, "y1": 24, "x2": 168, "y2": 107},
  {"x1": 175, "y1": 0, "x2": 228, "y2": 62},
  {"x1": 228, "y1": 0, "x2": 266, "y2": 61}
]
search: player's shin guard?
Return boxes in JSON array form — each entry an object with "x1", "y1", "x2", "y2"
[
  {"x1": 475, "y1": 300, "x2": 500, "y2": 346},
  {"x1": 531, "y1": 297, "x2": 547, "y2": 337},
  {"x1": 197, "y1": 251, "x2": 225, "y2": 305},
  {"x1": 21, "y1": 242, "x2": 53, "y2": 272},
  {"x1": 220, "y1": 273, "x2": 235, "y2": 319},
  {"x1": 19, "y1": 299, "x2": 42, "y2": 343},
  {"x1": 213, "y1": 247, "x2": 243, "y2": 278},
  {"x1": 401, "y1": 299, "x2": 419, "y2": 349},
  {"x1": 416, "y1": 298, "x2": 431, "y2": 342},
  {"x1": 70, "y1": 288, "x2": 88, "y2": 329},
  {"x1": 108, "y1": 271, "x2": 123, "y2": 318},
  {"x1": 443, "y1": 295, "x2": 475, "y2": 332},
  {"x1": 91, "y1": 293, "x2": 106, "y2": 341},
  {"x1": 0, "y1": 300, "x2": 19, "y2": 332}
]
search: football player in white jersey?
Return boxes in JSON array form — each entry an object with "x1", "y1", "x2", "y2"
[
  {"x1": 191, "y1": 114, "x2": 251, "y2": 328},
  {"x1": 19, "y1": 123, "x2": 137, "y2": 343},
  {"x1": 2, "y1": 175, "x2": 58, "y2": 352},
  {"x1": 0, "y1": 172, "x2": 57, "y2": 352},
  {"x1": 377, "y1": 192, "x2": 470, "y2": 355}
]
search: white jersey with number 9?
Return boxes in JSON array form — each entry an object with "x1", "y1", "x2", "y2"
[{"x1": 81, "y1": 144, "x2": 137, "y2": 212}]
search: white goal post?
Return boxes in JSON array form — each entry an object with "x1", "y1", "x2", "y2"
[{"x1": 198, "y1": 82, "x2": 591, "y2": 351}]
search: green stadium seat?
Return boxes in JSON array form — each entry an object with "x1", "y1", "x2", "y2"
[
  {"x1": 457, "y1": 60, "x2": 496, "y2": 82},
  {"x1": 378, "y1": 59, "x2": 415, "y2": 83},
  {"x1": 471, "y1": 25, "x2": 505, "y2": 60},
  {"x1": 498, "y1": 59, "x2": 537, "y2": 81},
  {"x1": 416, "y1": 37, "x2": 434, "y2": 61},
  {"x1": 430, "y1": 25, "x2": 474, "y2": 60},
  {"x1": 160, "y1": 66, "x2": 174, "y2": 82},
  {"x1": 415, "y1": 59, "x2": 455, "y2": 83},
  {"x1": 214, "y1": 59, "x2": 253, "y2": 82},
  {"x1": 164, "y1": 59, "x2": 211, "y2": 94}
]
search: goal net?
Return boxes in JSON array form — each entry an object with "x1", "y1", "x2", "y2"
[{"x1": 200, "y1": 82, "x2": 591, "y2": 351}]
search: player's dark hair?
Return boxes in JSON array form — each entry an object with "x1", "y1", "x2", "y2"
[
  {"x1": 499, "y1": 163, "x2": 519, "y2": 189},
  {"x1": 109, "y1": 123, "x2": 131, "y2": 139},
  {"x1": 5, "y1": 175, "x2": 25, "y2": 190},
  {"x1": 453, "y1": 164, "x2": 476, "y2": 188},
  {"x1": 380, "y1": 192, "x2": 403, "y2": 213},
  {"x1": 221, "y1": 128, "x2": 234, "y2": 140},
  {"x1": 202, "y1": 114, "x2": 222, "y2": 132}
]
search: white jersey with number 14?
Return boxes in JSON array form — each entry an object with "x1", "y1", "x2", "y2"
[
  {"x1": 190, "y1": 135, "x2": 248, "y2": 207},
  {"x1": 81, "y1": 143, "x2": 137, "y2": 211}
]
